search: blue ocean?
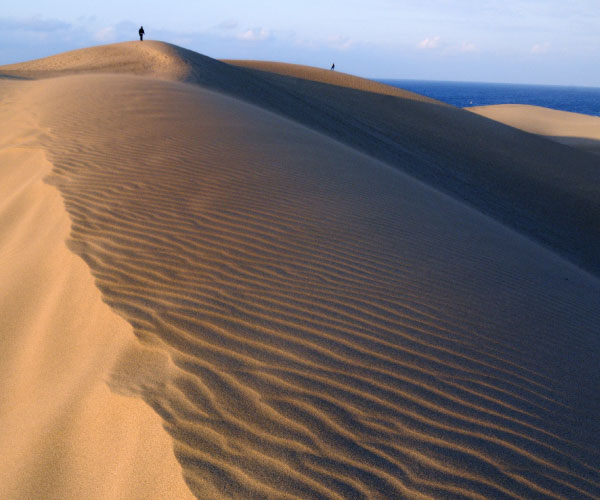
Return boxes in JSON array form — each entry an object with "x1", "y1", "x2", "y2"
[{"x1": 378, "y1": 80, "x2": 600, "y2": 117}]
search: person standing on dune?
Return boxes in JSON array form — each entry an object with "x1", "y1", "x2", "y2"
[{"x1": 139, "y1": 26, "x2": 145, "y2": 41}]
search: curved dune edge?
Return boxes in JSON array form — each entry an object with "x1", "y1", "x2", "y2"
[
  {"x1": 222, "y1": 59, "x2": 442, "y2": 103},
  {"x1": 467, "y1": 104, "x2": 600, "y2": 155},
  {"x1": 0, "y1": 41, "x2": 192, "y2": 82},
  {"x1": 28, "y1": 72, "x2": 600, "y2": 500},
  {"x1": 0, "y1": 81, "x2": 194, "y2": 500},
  {"x1": 0, "y1": 40, "x2": 441, "y2": 104}
]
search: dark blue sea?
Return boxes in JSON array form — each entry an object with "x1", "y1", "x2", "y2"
[{"x1": 378, "y1": 80, "x2": 600, "y2": 117}]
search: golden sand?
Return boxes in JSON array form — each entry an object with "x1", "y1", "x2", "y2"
[
  {"x1": 0, "y1": 78, "x2": 194, "y2": 500},
  {"x1": 1, "y1": 42, "x2": 599, "y2": 499},
  {"x1": 468, "y1": 104, "x2": 600, "y2": 155}
]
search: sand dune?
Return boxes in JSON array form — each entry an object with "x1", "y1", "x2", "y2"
[
  {"x1": 467, "y1": 104, "x2": 600, "y2": 155},
  {"x1": 0, "y1": 41, "x2": 192, "y2": 81},
  {"x1": 4, "y1": 44, "x2": 600, "y2": 277},
  {"x1": 1, "y1": 42, "x2": 600, "y2": 499}
]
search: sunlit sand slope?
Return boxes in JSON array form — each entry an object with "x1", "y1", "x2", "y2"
[
  {"x1": 467, "y1": 104, "x2": 600, "y2": 155},
  {"x1": 26, "y1": 72, "x2": 600, "y2": 500},
  {"x1": 0, "y1": 80, "x2": 194, "y2": 500},
  {"x1": 0, "y1": 41, "x2": 191, "y2": 80}
]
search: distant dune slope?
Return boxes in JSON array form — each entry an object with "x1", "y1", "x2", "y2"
[
  {"x1": 467, "y1": 104, "x2": 600, "y2": 156},
  {"x1": 221, "y1": 60, "x2": 441, "y2": 102},
  {"x1": 3, "y1": 42, "x2": 600, "y2": 276},
  {"x1": 17, "y1": 70, "x2": 600, "y2": 499},
  {"x1": 221, "y1": 59, "x2": 600, "y2": 279}
]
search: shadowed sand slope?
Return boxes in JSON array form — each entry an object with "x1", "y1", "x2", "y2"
[
  {"x1": 467, "y1": 104, "x2": 600, "y2": 156},
  {"x1": 3, "y1": 42, "x2": 600, "y2": 276},
  {"x1": 22, "y1": 71, "x2": 600, "y2": 499},
  {"x1": 221, "y1": 60, "x2": 600, "y2": 278}
]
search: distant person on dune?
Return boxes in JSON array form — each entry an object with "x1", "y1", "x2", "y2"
[
  {"x1": 139, "y1": 26, "x2": 145, "y2": 41},
  {"x1": 331, "y1": 63, "x2": 335, "y2": 70}
]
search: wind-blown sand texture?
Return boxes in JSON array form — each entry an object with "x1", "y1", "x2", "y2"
[
  {"x1": 1, "y1": 41, "x2": 599, "y2": 499},
  {"x1": 467, "y1": 104, "x2": 600, "y2": 156},
  {"x1": 0, "y1": 79, "x2": 195, "y2": 500}
]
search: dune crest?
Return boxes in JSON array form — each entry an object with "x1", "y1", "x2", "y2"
[
  {"x1": 0, "y1": 41, "x2": 192, "y2": 81},
  {"x1": 223, "y1": 60, "x2": 443, "y2": 102}
]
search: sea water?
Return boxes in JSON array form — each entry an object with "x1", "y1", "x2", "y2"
[{"x1": 378, "y1": 80, "x2": 600, "y2": 117}]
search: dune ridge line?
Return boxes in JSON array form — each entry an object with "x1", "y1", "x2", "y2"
[{"x1": 0, "y1": 78, "x2": 195, "y2": 500}]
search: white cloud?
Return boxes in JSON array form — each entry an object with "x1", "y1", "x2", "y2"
[
  {"x1": 531, "y1": 42, "x2": 550, "y2": 54},
  {"x1": 327, "y1": 35, "x2": 353, "y2": 51},
  {"x1": 94, "y1": 26, "x2": 117, "y2": 42},
  {"x1": 237, "y1": 28, "x2": 270, "y2": 42},
  {"x1": 293, "y1": 36, "x2": 317, "y2": 49},
  {"x1": 441, "y1": 41, "x2": 478, "y2": 55},
  {"x1": 92, "y1": 21, "x2": 138, "y2": 43},
  {"x1": 0, "y1": 16, "x2": 70, "y2": 32},
  {"x1": 460, "y1": 41, "x2": 477, "y2": 53},
  {"x1": 418, "y1": 36, "x2": 441, "y2": 49}
]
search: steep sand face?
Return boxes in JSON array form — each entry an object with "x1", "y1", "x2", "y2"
[
  {"x1": 467, "y1": 104, "x2": 600, "y2": 155},
  {"x1": 23, "y1": 72, "x2": 600, "y2": 499},
  {"x1": 0, "y1": 80, "x2": 194, "y2": 500}
]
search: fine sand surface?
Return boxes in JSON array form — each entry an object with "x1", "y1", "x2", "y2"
[
  {"x1": 1, "y1": 41, "x2": 600, "y2": 499},
  {"x1": 467, "y1": 104, "x2": 600, "y2": 156},
  {"x1": 0, "y1": 80, "x2": 196, "y2": 500}
]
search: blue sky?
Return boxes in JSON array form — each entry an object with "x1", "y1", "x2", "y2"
[{"x1": 1, "y1": 1, "x2": 598, "y2": 86}]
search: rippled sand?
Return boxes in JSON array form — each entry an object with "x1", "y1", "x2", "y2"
[{"x1": 1, "y1": 41, "x2": 599, "y2": 499}]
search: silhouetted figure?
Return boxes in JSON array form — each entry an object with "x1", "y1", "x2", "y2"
[
  {"x1": 331, "y1": 63, "x2": 335, "y2": 70},
  {"x1": 139, "y1": 26, "x2": 145, "y2": 41}
]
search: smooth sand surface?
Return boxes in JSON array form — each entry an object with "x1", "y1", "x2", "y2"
[
  {"x1": 222, "y1": 60, "x2": 442, "y2": 102},
  {"x1": 468, "y1": 104, "x2": 600, "y2": 155},
  {"x1": 1, "y1": 42, "x2": 600, "y2": 499}
]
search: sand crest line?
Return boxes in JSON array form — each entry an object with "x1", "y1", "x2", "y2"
[{"x1": 0, "y1": 79, "x2": 195, "y2": 500}]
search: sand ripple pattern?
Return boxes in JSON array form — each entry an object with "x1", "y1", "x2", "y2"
[{"x1": 38, "y1": 75, "x2": 600, "y2": 499}]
